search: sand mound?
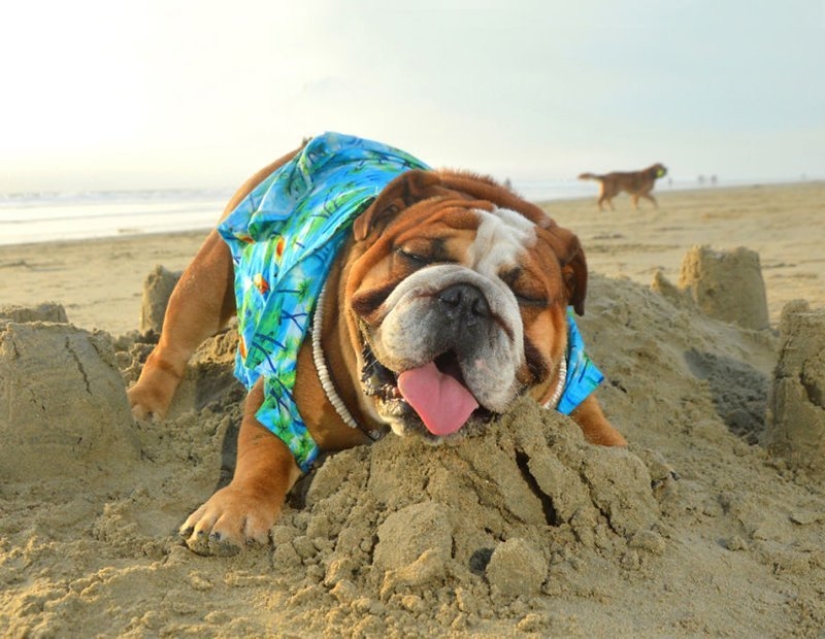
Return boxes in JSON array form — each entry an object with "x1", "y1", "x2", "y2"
[
  {"x1": 677, "y1": 245, "x2": 770, "y2": 331},
  {"x1": 253, "y1": 395, "x2": 669, "y2": 636},
  {"x1": 0, "y1": 318, "x2": 139, "y2": 484},
  {"x1": 138, "y1": 264, "x2": 182, "y2": 336},
  {"x1": 766, "y1": 301, "x2": 825, "y2": 475},
  {"x1": 296, "y1": 398, "x2": 661, "y2": 598},
  {"x1": 0, "y1": 301, "x2": 69, "y2": 324}
]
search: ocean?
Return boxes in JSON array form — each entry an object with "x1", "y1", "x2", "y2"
[
  {"x1": 0, "y1": 177, "x2": 744, "y2": 247},
  {"x1": 0, "y1": 189, "x2": 233, "y2": 246}
]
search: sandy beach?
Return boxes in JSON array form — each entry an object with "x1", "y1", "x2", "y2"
[{"x1": 1, "y1": 182, "x2": 824, "y2": 637}]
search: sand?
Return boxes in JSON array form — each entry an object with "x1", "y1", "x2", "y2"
[{"x1": 1, "y1": 182, "x2": 824, "y2": 637}]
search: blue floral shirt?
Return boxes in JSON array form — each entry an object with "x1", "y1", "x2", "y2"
[
  {"x1": 218, "y1": 132, "x2": 429, "y2": 471},
  {"x1": 218, "y1": 132, "x2": 603, "y2": 471}
]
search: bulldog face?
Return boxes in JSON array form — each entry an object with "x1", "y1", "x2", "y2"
[{"x1": 343, "y1": 170, "x2": 588, "y2": 440}]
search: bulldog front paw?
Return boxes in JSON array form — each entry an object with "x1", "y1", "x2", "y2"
[
  {"x1": 127, "y1": 384, "x2": 171, "y2": 422},
  {"x1": 127, "y1": 362, "x2": 182, "y2": 421},
  {"x1": 179, "y1": 486, "x2": 279, "y2": 556}
]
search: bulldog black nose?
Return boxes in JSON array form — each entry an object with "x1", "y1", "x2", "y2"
[{"x1": 437, "y1": 283, "x2": 490, "y2": 323}]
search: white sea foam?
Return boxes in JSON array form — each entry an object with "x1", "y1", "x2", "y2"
[{"x1": 0, "y1": 190, "x2": 231, "y2": 246}]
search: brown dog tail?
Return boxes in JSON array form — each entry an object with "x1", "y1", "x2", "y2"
[{"x1": 577, "y1": 172, "x2": 601, "y2": 181}]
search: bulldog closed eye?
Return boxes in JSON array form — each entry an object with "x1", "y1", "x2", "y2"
[{"x1": 127, "y1": 132, "x2": 627, "y2": 554}]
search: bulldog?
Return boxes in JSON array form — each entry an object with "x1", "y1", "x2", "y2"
[{"x1": 127, "y1": 132, "x2": 626, "y2": 555}]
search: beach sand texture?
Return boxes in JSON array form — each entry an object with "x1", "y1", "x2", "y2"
[{"x1": 1, "y1": 182, "x2": 824, "y2": 637}]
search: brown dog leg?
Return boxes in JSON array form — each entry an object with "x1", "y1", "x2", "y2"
[
  {"x1": 180, "y1": 380, "x2": 301, "y2": 555},
  {"x1": 641, "y1": 192, "x2": 658, "y2": 208},
  {"x1": 127, "y1": 230, "x2": 236, "y2": 420},
  {"x1": 570, "y1": 395, "x2": 627, "y2": 446},
  {"x1": 128, "y1": 146, "x2": 306, "y2": 421}
]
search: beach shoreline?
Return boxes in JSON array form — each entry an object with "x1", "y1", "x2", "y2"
[{"x1": 2, "y1": 181, "x2": 822, "y2": 336}]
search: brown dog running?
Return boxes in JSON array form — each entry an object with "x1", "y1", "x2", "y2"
[
  {"x1": 578, "y1": 163, "x2": 667, "y2": 211},
  {"x1": 127, "y1": 133, "x2": 627, "y2": 556}
]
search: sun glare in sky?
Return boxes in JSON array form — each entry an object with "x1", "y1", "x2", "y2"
[{"x1": 1, "y1": 1, "x2": 823, "y2": 193}]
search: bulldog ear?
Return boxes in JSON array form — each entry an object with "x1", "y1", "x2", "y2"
[
  {"x1": 562, "y1": 246, "x2": 588, "y2": 316},
  {"x1": 353, "y1": 170, "x2": 442, "y2": 241},
  {"x1": 544, "y1": 226, "x2": 588, "y2": 316}
]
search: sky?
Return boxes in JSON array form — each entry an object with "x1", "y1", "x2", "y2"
[{"x1": 0, "y1": 0, "x2": 823, "y2": 194}]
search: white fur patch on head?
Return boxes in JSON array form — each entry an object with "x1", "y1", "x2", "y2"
[{"x1": 468, "y1": 207, "x2": 536, "y2": 277}]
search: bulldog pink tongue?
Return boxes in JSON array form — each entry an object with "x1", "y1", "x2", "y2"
[{"x1": 397, "y1": 361, "x2": 479, "y2": 436}]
